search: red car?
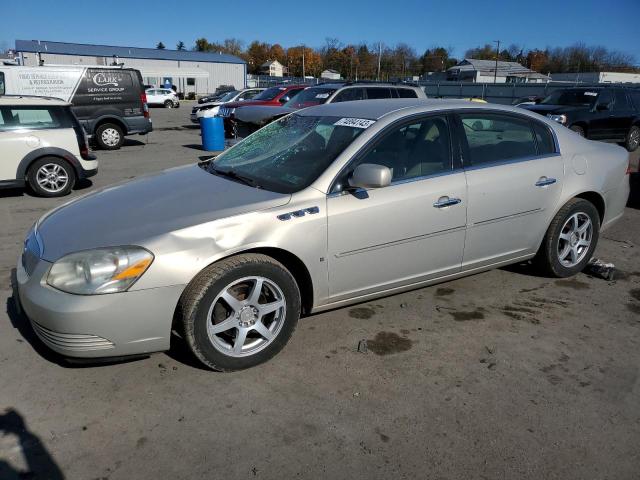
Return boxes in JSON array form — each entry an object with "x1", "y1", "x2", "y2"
[{"x1": 218, "y1": 85, "x2": 307, "y2": 136}]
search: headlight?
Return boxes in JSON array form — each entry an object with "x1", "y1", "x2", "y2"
[
  {"x1": 47, "y1": 246, "x2": 154, "y2": 295},
  {"x1": 547, "y1": 114, "x2": 567, "y2": 124}
]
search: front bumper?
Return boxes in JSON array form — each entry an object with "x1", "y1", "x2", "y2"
[{"x1": 16, "y1": 257, "x2": 184, "y2": 358}]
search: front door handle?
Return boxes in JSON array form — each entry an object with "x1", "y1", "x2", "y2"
[
  {"x1": 433, "y1": 196, "x2": 462, "y2": 208},
  {"x1": 535, "y1": 176, "x2": 557, "y2": 187}
]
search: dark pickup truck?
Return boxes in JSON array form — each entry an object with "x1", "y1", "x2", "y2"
[{"x1": 520, "y1": 87, "x2": 640, "y2": 152}]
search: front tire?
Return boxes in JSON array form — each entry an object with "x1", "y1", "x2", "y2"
[
  {"x1": 624, "y1": 125, "x2": 640, "y2": 152},
  {"x1": 27, "y1": 157, "x2": 76, "y2": 197},
  {"x1": 534, "y1": 198, "x2": 600, "y2": 277},
  {"x1": 180, "y1": 254, "x2": 301, "y2": 371},
  {"x1": 95, "y1": 123, "x2": 124, "y2": 150}
]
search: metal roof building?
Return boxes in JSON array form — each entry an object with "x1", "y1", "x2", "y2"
[
  {"x1": 14, "y1": 40, "x2": 247, "y2": 96},
  {"x1": 447, "y1": 58, "x2": 549, "y2": 83}
]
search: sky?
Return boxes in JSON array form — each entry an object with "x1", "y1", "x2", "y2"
[{"x1": 2, "y1": 0, "x2": 639, "y2": 63}]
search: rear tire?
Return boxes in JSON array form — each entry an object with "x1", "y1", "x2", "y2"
[
  {"x1": 27, "y1": 157, "x2": 76, "y2": 197},
  {"x1": 624, "y1": 125, "x2": 640, "y2": 152},
  {"x1": 95, "y1": 123, "x2": 124, "y2": 150},
  {"x1": 570, "y1": 125, "x2": 585, "y2": 137},
  {"x1": 533, "y1": 198, "x2": 600, "y2": 278},
  {"x1": 180, "y1": 254, "x2": 301, "y2": 371}
]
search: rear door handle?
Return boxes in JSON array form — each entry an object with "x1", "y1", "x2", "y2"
[
  {"x1": 433, "y1": 196, "x2": 462, "y2": 208},
  {"x1": 535, "y1": 176, "x2": 557, "y2": 187}
]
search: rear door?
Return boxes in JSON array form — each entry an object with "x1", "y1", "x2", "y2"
[
  {"x1": 327, "y1": 114, "x2": 467, "y2": 300},
  {"x1": 610, "y1": 89, "x2": 635, "y2": 140},
  {"x1": 458, "y1": 111, "x2": 564, "y2": 269},
  {"x1": 588, "y1": 89, "x2": 615, "y2": 140}
]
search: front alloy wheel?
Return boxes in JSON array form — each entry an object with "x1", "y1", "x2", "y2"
[{"x1": 180, "y1": 254, "x2": 301, "y2": 371}]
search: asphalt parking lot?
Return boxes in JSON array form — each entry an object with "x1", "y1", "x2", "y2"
[{"x1": 1, "y1": 103, "x2": 639, "y2": 480}]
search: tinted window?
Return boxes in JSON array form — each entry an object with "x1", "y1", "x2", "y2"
[
  {"x1": 596, "y1": 90, "x2": 613, "y2": 109},
  {"x1": 629, "y1": 90, "x2": 640, "y2": 110},
  {"x1": 284, "y1": 87, "x2": 337, "y2": 108},
  {"x1": 333, "y1": 88, "x2": 365, "y2": 103},
  {"x1": 532, "y1": 122, "x2": 556, "y2": 155},
  {"x1": 366, "y1": 88, "x2": 393, "y2": 99},
  {"x1": 541, "y1": 89, "x2": 599, "y2": 106},
  {"x1": 352, "y1": 116, "x2": 451, "y2": 183},
  {"x1": 187, "y1": 77, "x2": 195, "y2": 86},
  {"x1": 253, "y1": 87, "x2": 286, "y2": 101},
  {"x1": 397, "y1": 88, "x2": 419, "y2": 98},
  {"x1": 0, "y1": 72, "x2": 4, "y2": 95},
  {"x1": 614, "y1": 90, "x2": 631, "y2": 110},
  {"x1": 460, "y1": 113, "x2": 537, "y2": 165}
]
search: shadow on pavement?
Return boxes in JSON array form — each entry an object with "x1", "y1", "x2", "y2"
[
  {"x1": 627, "y1": 172, "x2": 639, "y2": 210},
  {"x1": 0, "y1": 408, "x2": 64, "y2": 480}
]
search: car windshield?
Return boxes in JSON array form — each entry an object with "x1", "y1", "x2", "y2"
[
  {"x1": 209, "y1": 114, "x2": 368, "y2": 193},
  {"x1": 541, "y1": 89, "x2": 599, "y2": 106},
  {"x1": 219, "y1": 90, "x2": 239, "y2": 102},
  {"x1": 284, "y1": 88, "x2": 338, "y2": 109},
  {"x1": 252, "y1": 87, "x2": 287, "y2": 101}
]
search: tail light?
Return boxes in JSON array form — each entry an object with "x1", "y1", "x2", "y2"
[
  {"x1": 140, "y1": 92, "x2": 149, "y2": 118},
  {"x1": 70, "y1": 112, "x2": 93, "y2": 160}
]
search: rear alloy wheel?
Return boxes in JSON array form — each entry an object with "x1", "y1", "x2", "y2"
[
  {"x1": 534, "y1": 198, "x2": 600, "y2": 277},
  {"x1": 570, "y1": 125, "x2": 585, "y2": 137},
  {"x1": 180, "y1": 254, "x2": 301, "y2": 371},
  {"x1": 164, "y1": 100, "x2": 175, "y2": 109},
  {"x1": 625, "y1": 125, "x2": 640, "y2": 152},
  {"x1": 27, "y1": 157, "x2": 75, "y2": 197},
  {"x1": 95, "y1": 123, "x2": 124, "y2": 150}
]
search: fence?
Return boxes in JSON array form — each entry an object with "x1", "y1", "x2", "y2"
[
  {"x1": 247, "y1": 74, "x2": 320, "y2": 88},
  {"x1": 418, "y1": 81, "x2": 640, "y2": 104}
]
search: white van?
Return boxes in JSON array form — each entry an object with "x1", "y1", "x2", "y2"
[{"x1": 0, "y1": 65, "x2": 152, "y2": 149}]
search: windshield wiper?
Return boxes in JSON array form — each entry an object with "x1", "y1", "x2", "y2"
[{"x1": 210, "y1": 167, "x2": 261, "y2": 189}]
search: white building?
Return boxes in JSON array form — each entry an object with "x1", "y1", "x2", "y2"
[
  {"x1": 550, "y1": 71, "x2": 640, "y2": 84},
  {"x1": 14, "y1": 40, "x2": 246, "y2": 96},
  {"x1": 260, "y1": 60, "x2": 285, "y2": 77},
  {"x1": 447, "y1": 58, "x2": 549, "y2": 83},
  {"x1": 321, "y1": 69, "x2": 341, "y2": 80}
]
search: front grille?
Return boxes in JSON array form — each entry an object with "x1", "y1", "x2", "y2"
[
  {"x1": 219, "y1": 107, "x2": 231, "y2": 117},
  {"x1": 32, "y1": 322, "x2": 115, "y2": 351}
]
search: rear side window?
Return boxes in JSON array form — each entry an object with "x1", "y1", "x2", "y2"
[
  {"x1": 333, "y1": 88, "x2": 365, "y2": 103},
  {"x1": 366, "y1": 88, "x2": 393, "y2": 99},
  {"x1": 614, "y1": 90, "x2": 631, "y2": 110},
  {"x1": 0, "y1": 106, "x2": 67, "y2": 131},
  {"x1": 532, "y1": 122, "x2": 556, "y2": 155},
  {"x1": 460, "y1": 113, "x2": 537, "y2": 166},
  {"x1": 0, "y1": 72, "x2": 4, "y2": 95},
  {"x1": 397, "y1": 88, "x2": 419, "y2": 98},
  {"x1": 630, "y1": 90, "x2": 640, "y2": 110}
]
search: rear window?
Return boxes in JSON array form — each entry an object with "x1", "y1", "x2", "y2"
[
  {"x1": 397, "y1": 88, "x2": 419, "y2": 98},
  {"x1": 0, "y1": 106, "x2": 69, "y2": 131}
]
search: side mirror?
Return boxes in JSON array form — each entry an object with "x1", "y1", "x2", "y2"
[
  {"x1": 279, "y1": 96, "x2": 290, "y2": 104},
  {"x1": 596, "y1": 103, "x2": 609, "y2": 111},
  {"x1": 348, "y1": 164, "x2": 392, "y2": 190}
]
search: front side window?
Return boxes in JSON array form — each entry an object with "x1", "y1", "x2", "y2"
[
  {"x1": 209, "y1": 114, "x2": 366, "y2": 193},
  {"x1": 460, "y1": 113, "x2": 537, "y2": 166},
  {"x1": 336, "y1": 116, "x2": 452, "y2": 189},
  {"x1": 614, "y1": 90, "x2": 630, "y2": 110},
  {"x1": 629, "y1": 90, "x2": 640, "y2": 110},
  {"x1": 541, "y1": 89, "x2": 600, "y2": 107},
  {"x1": 284, "y1": 88, "x2": 337, "y2": 108},
  {"x1": 0, "y1": 106, "x2": 64, "y2": 131},
  {"x1": 333, "y1": 88, "x2": 365, "y2": 103},
  {"x1": 397, "y1": 88, "x2": 419, "y2": 98},
  {"x1": 253, "y1": 87, "x2": 286, "y2": 101}
]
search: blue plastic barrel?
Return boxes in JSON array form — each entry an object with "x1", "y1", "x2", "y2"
[{"x1": 200, "y1": 116, "x2": 225, "y2": 151}]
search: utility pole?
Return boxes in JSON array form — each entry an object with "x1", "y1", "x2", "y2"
[
  {"x1": 493, "y1": 40, "x2": 500, "y2": 83},
  {"x1": 377, "y1": 42, "x2": 382, "y2": 81},
  {"x1": 302, "y1": 46, "x2": 305, "y2": 79}
]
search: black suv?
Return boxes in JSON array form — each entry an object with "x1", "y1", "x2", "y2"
[{"x1": 521, "y1": 87, "x2": 640, "y2": 151}]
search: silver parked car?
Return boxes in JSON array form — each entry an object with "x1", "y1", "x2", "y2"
[{"x1": 17, "y1": 99, "x2": 630, "y2": 371}]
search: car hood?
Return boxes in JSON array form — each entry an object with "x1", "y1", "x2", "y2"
[
  {"x1": 520, "y1": 104, "x2": 586, "y2": 115},
  {"x1": 224, "y1": 100, "x2": 278, "y2": 109},
  {"x1": 196, "y1": 101, "x2": 223, "y2": 108},
  {"x1": 234, "y1": 105, "x2": 296, "y2": 124},
  {"x1": 37, "y1": 165, "x2": 291, "y2": 262}
]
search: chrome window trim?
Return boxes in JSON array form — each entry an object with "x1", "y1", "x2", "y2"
[{"x1": 463, "y1": 152, "x2": 562, "y2": 172}]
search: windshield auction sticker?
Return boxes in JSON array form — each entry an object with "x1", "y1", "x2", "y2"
[{"x1": 334, "y1": 118, "x2": 376, "y2": 129}]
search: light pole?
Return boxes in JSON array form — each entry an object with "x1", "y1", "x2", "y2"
[{"x1": 493, "y1": 40, "x2": 500, "y2": 83}]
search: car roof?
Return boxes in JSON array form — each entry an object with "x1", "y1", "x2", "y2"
[{"x1": 0, "y1": 95, "x2": 70, "y2": 106}]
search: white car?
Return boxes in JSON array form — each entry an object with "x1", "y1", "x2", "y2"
[
  {"x1": 191, "y1": 88, "x2": 264, "y2": 123},
  {"x1": 0, "y1": 96, "x2": 98, "y2": 197},
  {"x1": 146, "y1": 88, "x2": 180, "y2": 108}
]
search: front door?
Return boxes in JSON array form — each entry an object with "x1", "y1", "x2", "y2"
[
  {"x1": 458, "y1": 111, "x2": 564, "y2": 269},
  {"x1": 327, "y1": 115, "x2": 467, "y2": 301}
]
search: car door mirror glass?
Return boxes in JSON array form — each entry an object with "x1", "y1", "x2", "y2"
[
  {"x1": 348, "y1": 163, "x2": 392, "y2": 189},
  {"x1": 279, "y1": 96, "x2": 290, "y2": 103}
]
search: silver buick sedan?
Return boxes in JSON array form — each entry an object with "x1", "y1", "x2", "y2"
[{"x1": 17, "y1": 99, "x2": 630, "y2": 371}]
